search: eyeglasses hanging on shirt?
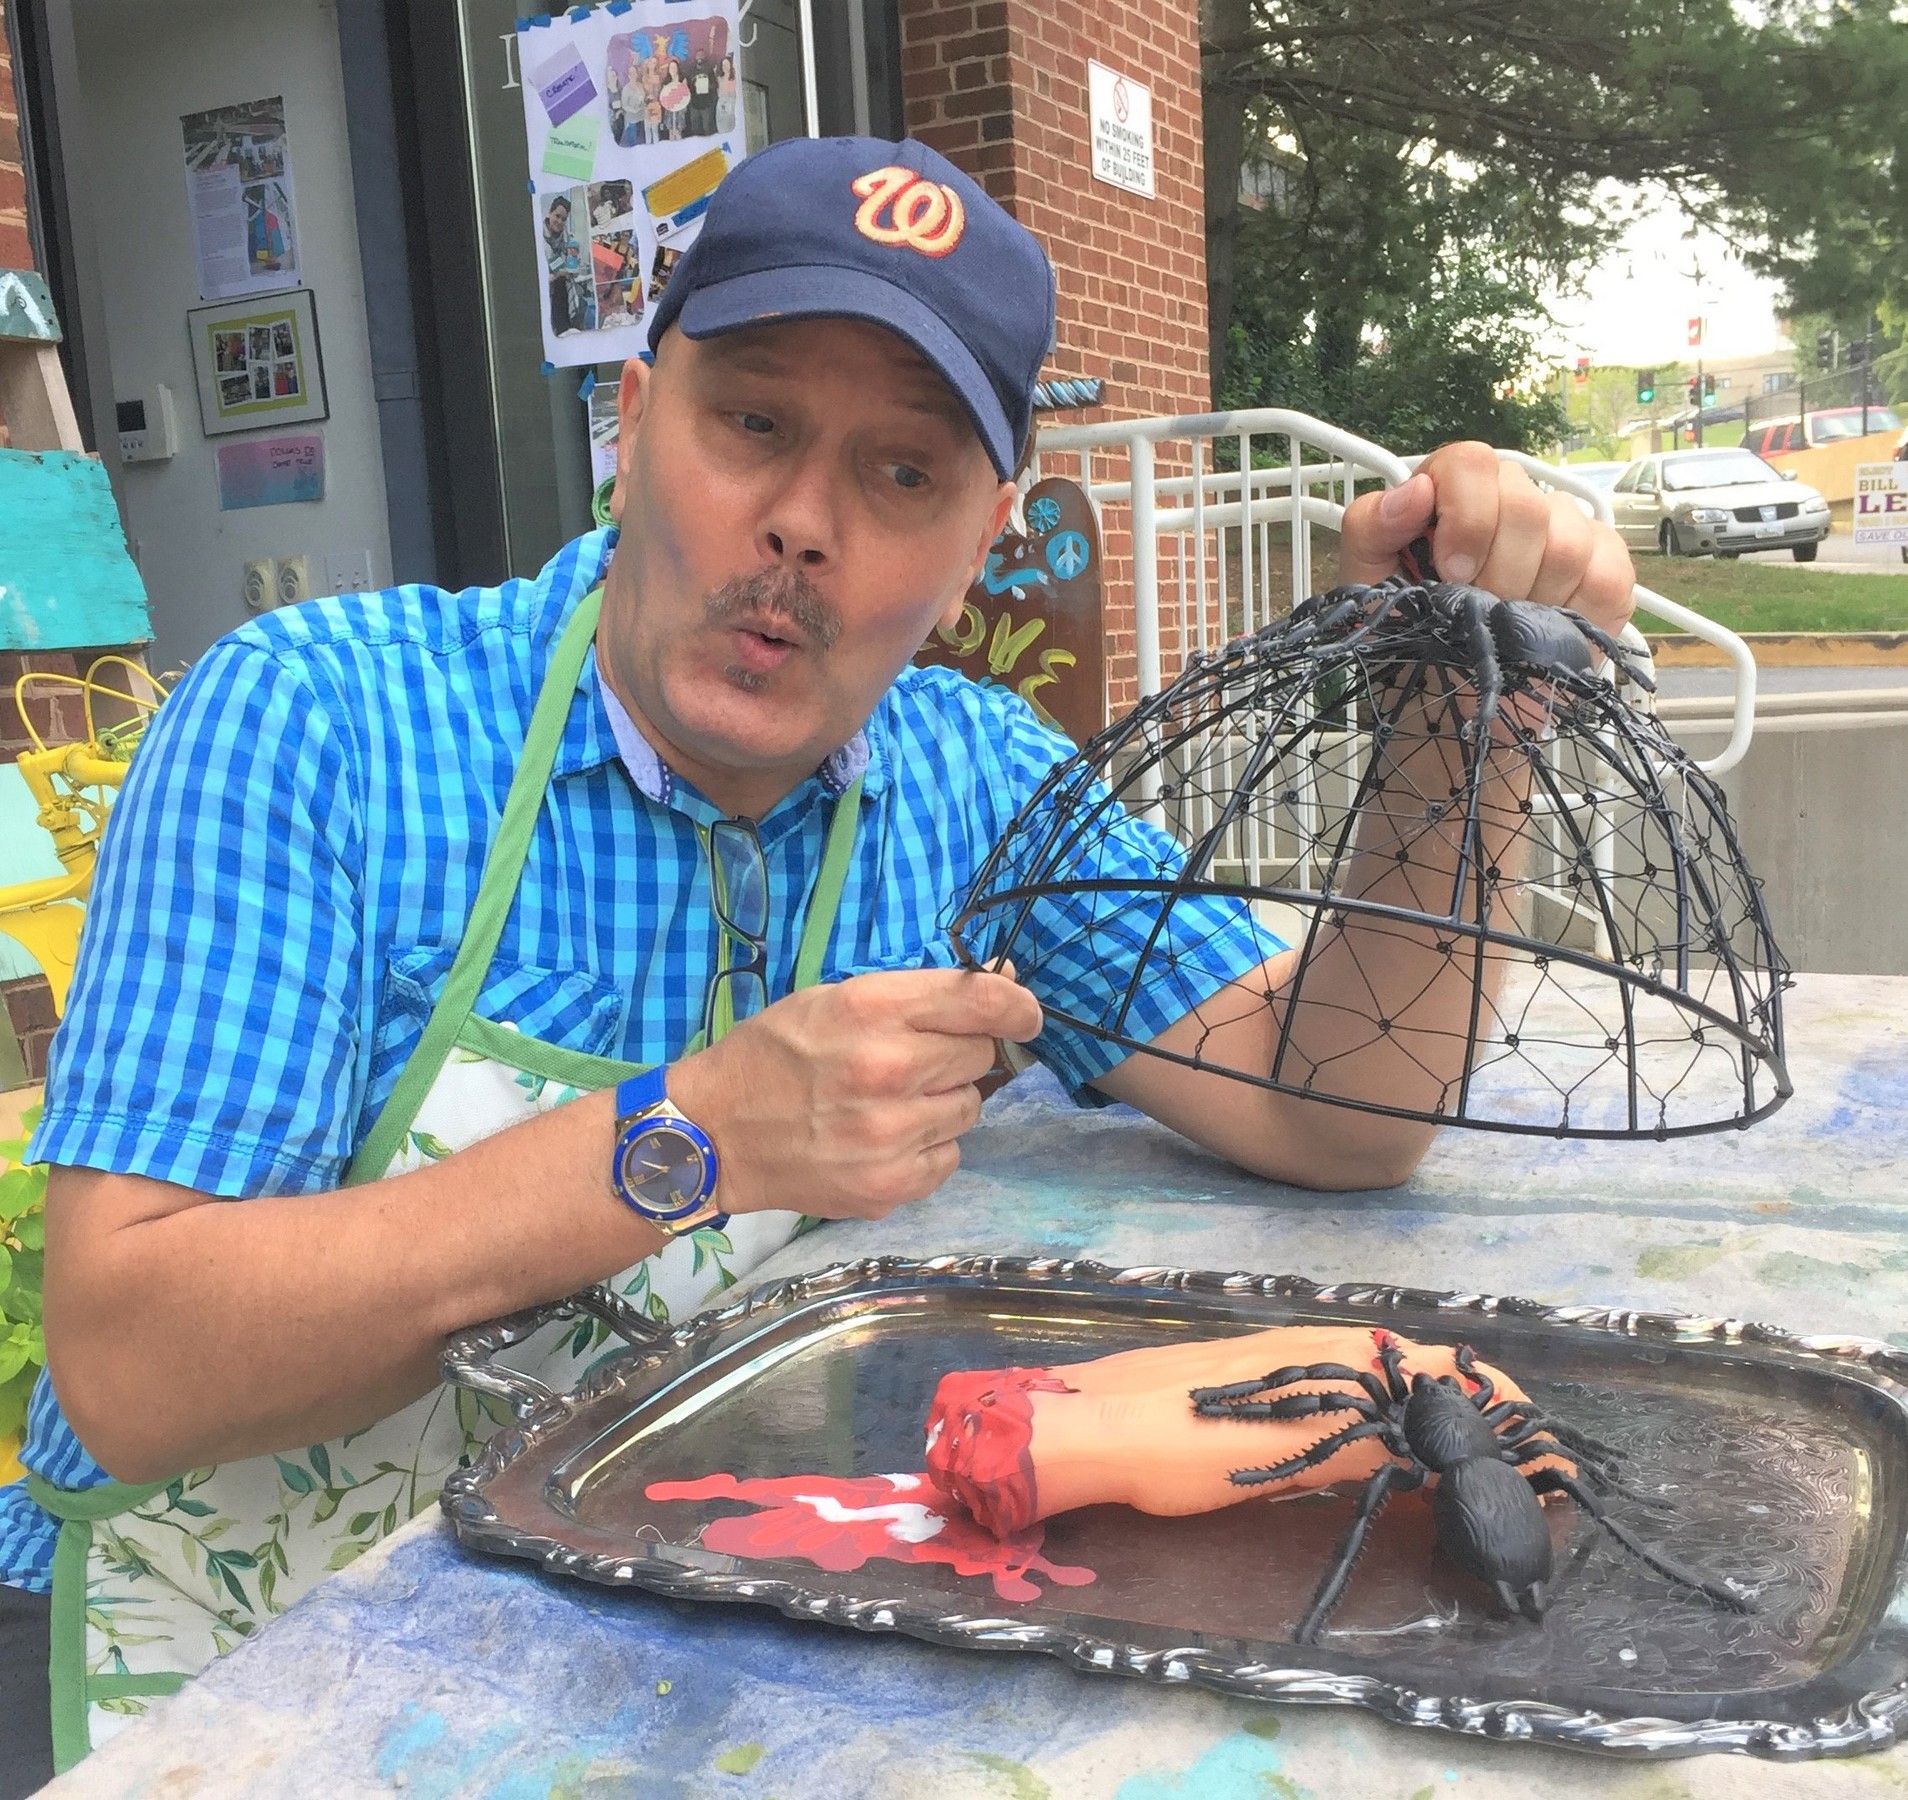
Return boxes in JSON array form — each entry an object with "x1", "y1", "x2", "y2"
[{"x1": 702, "y1": 816, "x2": 770, "y2": 1044}]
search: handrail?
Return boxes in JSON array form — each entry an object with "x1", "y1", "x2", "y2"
[{"x1": 1038, "y1": 415, "x2": 1757, "y2": 779}]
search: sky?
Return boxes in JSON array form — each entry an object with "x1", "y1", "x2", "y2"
[{"x1": 1539, "y1": 190, "x2": 1793, "y2": 369}]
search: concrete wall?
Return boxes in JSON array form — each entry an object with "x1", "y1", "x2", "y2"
[
  {"x1": 69, "y1": 0, "x2": 392, "y2": 667},
  {"x1": 1666, "y1": 695, "x2": 1908, "y2": 976}
]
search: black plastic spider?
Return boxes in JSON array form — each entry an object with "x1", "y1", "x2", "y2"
[{"x1": 1190, "y1": 1331, "x2": 1755, "y2": 1643}]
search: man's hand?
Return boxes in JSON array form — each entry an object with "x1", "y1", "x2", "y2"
[
  {"x1": 668, "y1": 968, "x2": 1042, "y2": 1221},
  {"x1": 1339, "y1": 441, "x2": 1636, "y2": 643}
]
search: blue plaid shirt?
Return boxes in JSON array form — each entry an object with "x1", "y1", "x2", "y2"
[{"x1": 1, "y1": 529, "x2": 1279, "y2": 1590}]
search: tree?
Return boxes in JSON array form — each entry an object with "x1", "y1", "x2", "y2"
[{"x1": 1200, "y1": 0, "x2": 1908, "y2": 439}]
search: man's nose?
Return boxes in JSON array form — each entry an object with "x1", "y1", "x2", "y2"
[{"x1": 758, "y1": 452, "x2": 838, "y2": 570}]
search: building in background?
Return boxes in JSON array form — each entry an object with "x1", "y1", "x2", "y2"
[{"x1": 0, "y1": 0, "x2": 1207, "y2": 693}]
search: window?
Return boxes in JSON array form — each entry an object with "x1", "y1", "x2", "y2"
[{"x1": 1613, "y1": 463, "x2": 1642, "y2": 493}]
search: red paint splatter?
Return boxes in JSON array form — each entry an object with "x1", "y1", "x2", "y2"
[{"x1": 643, "y1": 1470, "x2": 1097, "y2": 1603}]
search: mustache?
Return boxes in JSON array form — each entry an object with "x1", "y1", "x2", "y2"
[{"x1": 705, "y1": 568, "x2": 840, "y2": 654}]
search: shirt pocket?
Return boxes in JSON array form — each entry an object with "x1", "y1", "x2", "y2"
[{"x1": 368, "y1": 943, "x2": 626, "y2": 1094}]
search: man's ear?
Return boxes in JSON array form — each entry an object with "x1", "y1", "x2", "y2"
[
  {"x1": 610, "y1": 355, "x2": 654, "y2": 525},
  {"x1": 940, "y1": 480, "x2": 1016, "y2": 632}
]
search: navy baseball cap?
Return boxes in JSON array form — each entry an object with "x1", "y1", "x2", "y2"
[{"x1": 646, "y1": 136, "x2": 1055, "y2": 479}]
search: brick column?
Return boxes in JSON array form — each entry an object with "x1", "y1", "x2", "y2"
[
  {"x1": 0, "y1": 0, "x2": 28, "y2": 277},
  {"x1": 899, "y1": 0, "x2": 1209, "y2": 715}
]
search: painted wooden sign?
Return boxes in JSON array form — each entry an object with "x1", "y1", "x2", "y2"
[
  {"x1": 0, "y1": 271, "x2": 60, "y2": 343},
  {"x1": 914, "y1": 476, "x2": 1104, "y2": 746},
  {"x1": 0, "y1": 450, "x2": 152, "y2": 651}
]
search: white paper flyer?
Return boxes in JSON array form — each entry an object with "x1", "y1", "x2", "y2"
[{"x1": 181, "y1": 97, "x2": 301, "y2": 301}]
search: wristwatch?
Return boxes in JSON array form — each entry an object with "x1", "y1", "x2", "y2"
[{"x1": 609, "y1": 1067, "x2": 727, "y2": 1236}]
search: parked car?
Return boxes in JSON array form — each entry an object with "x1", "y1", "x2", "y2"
[
  {"x1": 1609, "y1": 447, "x2": 1833, "y2": 561},
  {"x1": 1742, "y1": 407, "x2": 1903, "y2": 458}
]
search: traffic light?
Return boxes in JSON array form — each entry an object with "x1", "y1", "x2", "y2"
[
  {"x1": 1636, "y1": 370, "x2": 1656, "y2": 405},
  {"x1": 1687, "y1": 377, "x2": 1701, "y2": 407},
  {"x1": 1573, "y1": 356, "x2": 1590, "y2": 386},
  {"x1": 1817, "y1": 331, "x2": 1835, "y2": 369},
  {"x1": 1849, "y1": 338, "x2": 1871, "y2": 368},
  {"x1": 1702, "y1": 373, "x2": 1717, "y2": 407}
]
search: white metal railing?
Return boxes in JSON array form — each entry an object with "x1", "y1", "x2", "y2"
[{"x1": 1028, "y1": 409, "x2": 1761, "y2": 958}]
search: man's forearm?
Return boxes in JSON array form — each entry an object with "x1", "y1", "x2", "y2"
[
  {"x1": 44, "y1": 1089, "x2": 664, "y2": 1482},
  {"x1": 1276, "y1": 701, "x2": 1536, "y2": 1127}
]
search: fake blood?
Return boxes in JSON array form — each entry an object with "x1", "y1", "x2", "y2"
[{"x1": 642, "y1": 1469, "x2": 1097, "y2": 1604}]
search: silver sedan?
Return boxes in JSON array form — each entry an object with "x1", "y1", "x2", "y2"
[{"x1": 1609, "y1": 447, "x2": 1833, "y2": 561}]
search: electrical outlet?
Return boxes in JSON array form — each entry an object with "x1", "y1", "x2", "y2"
[
  {"x1": 323, "y1": 549, "x2": 376, "y2": 597},
  {"x1": 243, "y1": 559, "x2": 274, "y2": 611},
  {"x1": 275, "y1": 556, "x2": 310, "y2": 607}
]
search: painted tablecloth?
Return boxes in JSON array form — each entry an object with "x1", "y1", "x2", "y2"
[{"x1": 36, "y1": 972, "x2": 1908, "y2": 1799}]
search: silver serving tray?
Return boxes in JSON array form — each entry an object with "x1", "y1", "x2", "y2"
[{"x1": 439, "y1": 1256, "x2": 1908, "y2": 1760}]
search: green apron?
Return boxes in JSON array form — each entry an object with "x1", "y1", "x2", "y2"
[{"x1": 29, "y1": 585, "x2": 863, "y2": 1767}]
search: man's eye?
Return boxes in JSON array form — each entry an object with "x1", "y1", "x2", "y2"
[
  {"x1": 887, "y1": 463, "x2": 929, "y2": 491},
  {"x1": 737, "y1": 412, "x2": 775, "y2": 435}
]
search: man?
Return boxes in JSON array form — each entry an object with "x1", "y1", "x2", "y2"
[{"x1": 1, "y1": 135, "x2": 1630, "y2": 1769}]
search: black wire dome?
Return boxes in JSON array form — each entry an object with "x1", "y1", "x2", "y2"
[{"x1": 952, "y1": 578, "x2": 1791, "y2": 1139}]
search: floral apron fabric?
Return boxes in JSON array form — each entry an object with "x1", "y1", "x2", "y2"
[{"x1": 27, "y1": 586, "x2": 861, "y2": 1769}]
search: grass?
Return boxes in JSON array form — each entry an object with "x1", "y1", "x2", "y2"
[{"x1": 1633, "y1": 556, "x2": 1908, "y2": 634}]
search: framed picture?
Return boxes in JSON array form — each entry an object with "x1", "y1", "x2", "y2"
[{"x1": 186, "y1": 288, "x2": 327, "y2": 435}]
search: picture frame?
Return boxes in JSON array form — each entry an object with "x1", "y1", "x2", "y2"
[{"x1": 186, "y1": 287, "x2": 327, "y2": 435}]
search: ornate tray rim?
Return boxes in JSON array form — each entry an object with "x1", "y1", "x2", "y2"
[{"x1": 438, "y1": 1254, "x2": 1908, "y2": 1763}]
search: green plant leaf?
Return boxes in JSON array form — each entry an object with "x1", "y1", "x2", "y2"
[
  {"x1": 169, "y1": 1495, "x2": 215, "y2": 1518},
  {"x1": 347, "y1": 1511, "x2": 380, "y2": 1535},
  {"x1": 407, "y1": 1131, "x2": 454, "y2": 1162},
  {"x1": 310, "y1": 1489, "x2": 343, "y2": 1525},
  {"x1": 325, "y1": 1540, "x2": 366, "y2": 1572},
  {"x1": 307, "y1": 1443, "x2": 331, "y2": 1483},
  {"x1": 0, "y1": 1167, "x2": 44, "y2": 1222},
  {"x1": 11, "y1": 1214, "x2": 43, "y2": 1253},
  {"x1": 274, "y1": 1457, "x2": 314, "y2": 1495}
]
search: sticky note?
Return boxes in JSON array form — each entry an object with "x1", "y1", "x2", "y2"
[
  {"x1": 531, "y1": 40, "x2": 597, "y2": 126},
  {"x1": 542, "y1": 113, "x2": 600, "y2": 181}
]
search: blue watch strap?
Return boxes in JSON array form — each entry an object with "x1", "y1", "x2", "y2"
[{"x1": 616, "y1": 1065, "x2": 668, "y2": 1121}]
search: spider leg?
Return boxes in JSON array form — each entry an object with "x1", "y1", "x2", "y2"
[
  {"x1": 1506, "y1": 1436, "x2": 1662, "y2": 1505},
  {"x1": 1228, "y1": 1418, "x2": 1401, "y2": 1489},
  {"x1": 1454, "y1": 1343, "x2": 1494, "y2": 1411},
  {"x1": 1191, "y1": 1362, "x2": 1392, "y2": 1415},
  {"x1": 1560, "y1": 607, "x2": 1657, "y2": 694},
  {"x1": 1193, "y1": 1391, "x2": 1377, "y2": 1424},
  {"x1": 1462, "y1": 590, "x2": 1504, "y2": 750},
  {"x1": 1494, "y1": 1408, "x2": 1627, "y2": 1468},
  {"x1": 1526, "y1": 1469, "x2": 1754, "y2": 1613},
  {"x1": 1294, "y1": 1460, "x2": 1427, "y2": 1644},
  {"x1": 1373, "y1": 1336, "x2": 1411, "y2": 1406}
]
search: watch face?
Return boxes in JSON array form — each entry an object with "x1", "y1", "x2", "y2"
[{"x1": 619, "y1": 1123, "x2": 712, "y2": 1220}]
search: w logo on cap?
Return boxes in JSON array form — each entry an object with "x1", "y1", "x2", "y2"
[{"x1": 851, "y1": 167, "x2": 966, "y2": 258}]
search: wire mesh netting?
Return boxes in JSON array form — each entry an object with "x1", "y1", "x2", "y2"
[{"x1": 952, "y1": 579, "x2": 1790, "y2": 1139}]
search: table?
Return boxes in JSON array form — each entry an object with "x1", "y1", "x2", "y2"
[{"x1": 40, "y1": 974, "x2": 1908, "y2": 1798}]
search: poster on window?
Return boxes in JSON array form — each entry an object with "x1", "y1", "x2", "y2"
[
  {"x1": 518, "y1": 3, "x2": 743, "y2": 370},
  {"x1": 181, "y1": 97, "x2": 302, "y2": 301}
]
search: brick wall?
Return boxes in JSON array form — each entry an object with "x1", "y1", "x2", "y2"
[
  {"x1": 0, "y1": 0, "x2": 28, "y2": 275},
  {"x1": 899, "y1": 0, "x2": 1209, "y2": 715}
]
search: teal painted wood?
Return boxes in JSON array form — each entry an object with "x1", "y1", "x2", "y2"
[
  {"x1": 0, "y1": 271, "x2": 61, "y2": 342},
  {"x1": 0, "y1": 450, "x2": 150, "y2": 651}
]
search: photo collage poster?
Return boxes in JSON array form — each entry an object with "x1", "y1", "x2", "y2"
[{"x1": 518, "y1": 1, "x2": 743, "y2": 369}]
